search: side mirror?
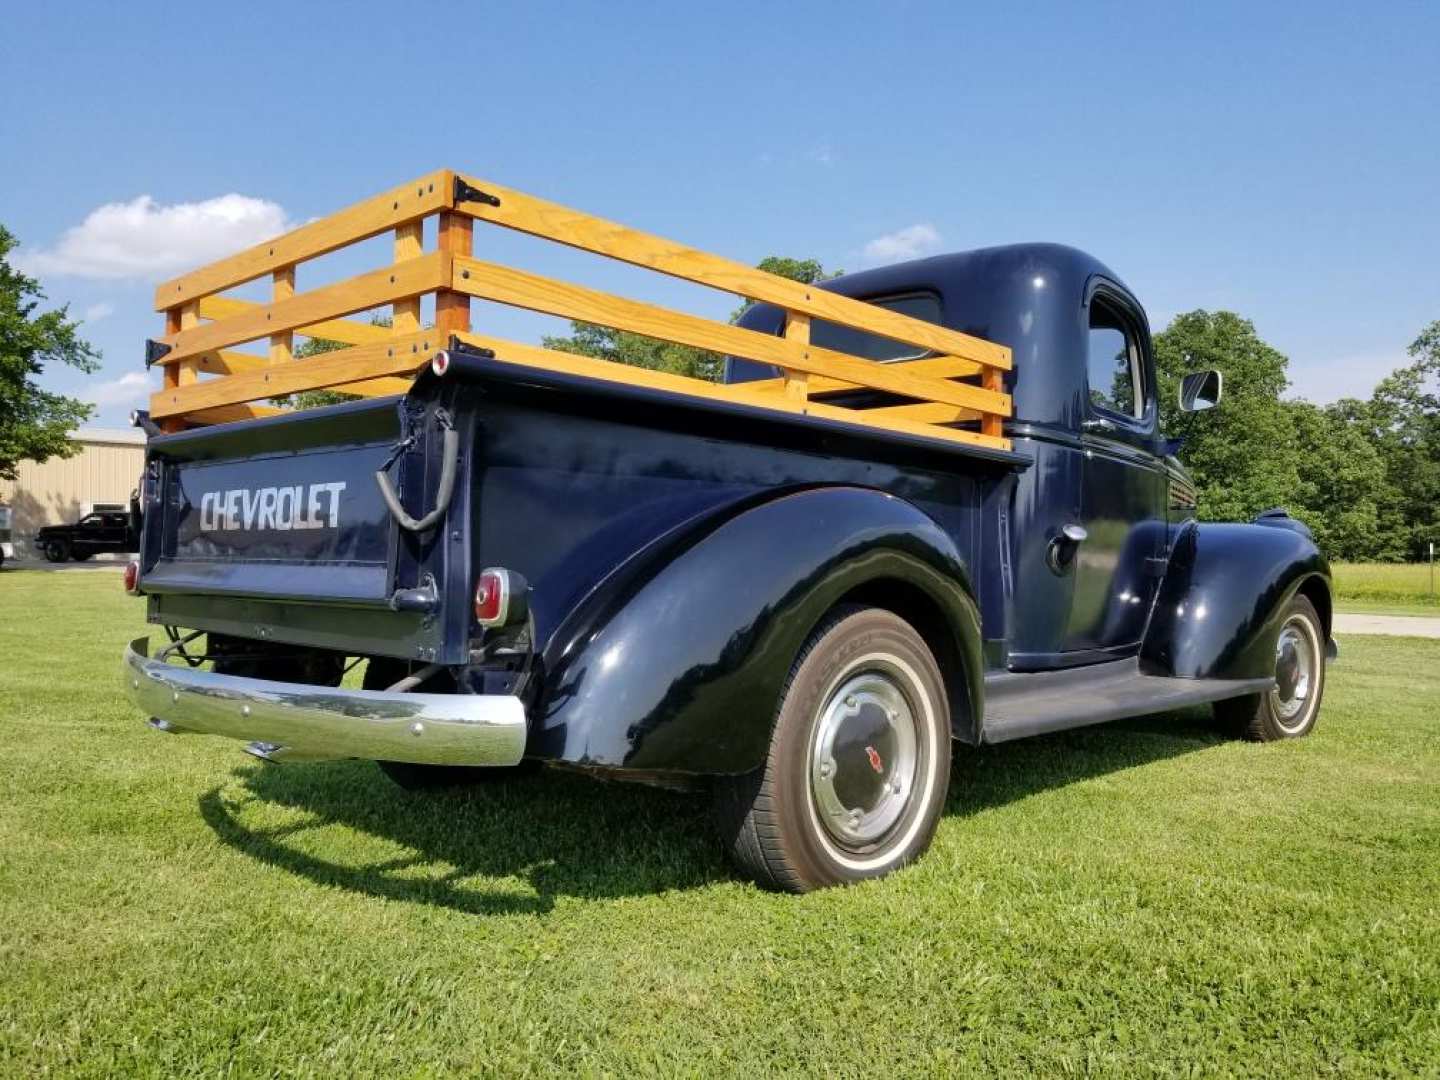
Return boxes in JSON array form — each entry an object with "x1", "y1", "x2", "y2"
[{"x1": 1179, "y1": 369, "x2": 1222, "y2": 412}]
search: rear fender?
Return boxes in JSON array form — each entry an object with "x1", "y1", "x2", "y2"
[
  {"x1": 1141, "y1": 519, "x2": 1331, "y2": 679},
  {"x1": 531, "y1": 486, "x2": 983, "y2": 773}
]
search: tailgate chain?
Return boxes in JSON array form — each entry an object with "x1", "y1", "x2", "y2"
[{"x1": 374, "y1": 409, "x2": 459, "y2": 533}]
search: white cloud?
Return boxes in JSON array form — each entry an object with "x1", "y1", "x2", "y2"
[
  {"x1": 862, "y1": 223, "x2": 942, "y2": 264},
  {"x1": 81, "y1": 302, "x2": 115, "y2": 323},
  {"x1": 86, "y1": 371, "x2": 156, "y2": 409},
  {"x1": 807, "y1": 144, "x2": 835, "y2": 167},
  {"x1": 18, "y1": 193, "x2": 294, "y2": 280}
]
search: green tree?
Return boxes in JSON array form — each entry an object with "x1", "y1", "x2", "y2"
[
  {"x1": 0, "y1": 226, "x2": 99, "y2": 480},
  {"x1": 541, "y1": 322, "x2": 723, "y2": 381},
  {"x1": 736, "y1": 256, "x2": 838, "y2": 318},
  {"x1": 1288, "y1": 400, "x2": 1393, "y2": 559},
  {"x1": 271, "y1": 314, "x2": 390, "y2": 410},
  {"x1": 1355, "y1": 321, "x2": 1440, "y2": 558},
  {"x1": 1152, "y1": 310, "x2": 1301, "y2": 521},
  {"x1": 543, "y1": 255, "x2": 840, "y2": 382}
]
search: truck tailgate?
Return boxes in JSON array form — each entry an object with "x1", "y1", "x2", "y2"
[{"x1": 141, "y1": 400, "x2": 403, "y2": 605}]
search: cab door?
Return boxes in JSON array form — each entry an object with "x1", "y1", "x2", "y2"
[
  {"x1": 74, "y1": 513, "x2": 109, "y2": 556},
  {"x1": 101, "y1": 513, "x2": 131, "y2": 551},
  {"x1": 1063, "y1": 284, "x2": 1166, "y2": 656}
]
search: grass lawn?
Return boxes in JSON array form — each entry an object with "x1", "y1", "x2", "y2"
[
  {"x1": 1, "y1": 569, "x2": 1436, "y2": 1075},
  {"x1": 1332, "y1": 561, "x2": 1440, "y2": 613}
]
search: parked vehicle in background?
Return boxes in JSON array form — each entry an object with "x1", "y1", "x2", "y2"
[
  {"x1": 36, "y1": 510, "x2": 137, "y2": 562},
  {"x1": 0, "y1": 505, "x2": 13, "y2": 566},
  {"x1": 120, "y1": 169, "x2": 1336, "y2": 891}
]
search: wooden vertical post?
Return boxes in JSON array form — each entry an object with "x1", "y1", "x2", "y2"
[
  {"x1": 435, "y1": 210, "x2": 473, "y2": 337},
  {"x1": 782, "y1": 311, "x2": 810, "y2": 407},
  {"x1": 981, "y1": 366, "x2": 1005, "y2": 439},
  {"x1": 159, "y1": 302, "x2": 200, "y2": 431},
  {"x1": 159, "y1": 308, "x2": 183, "y2": 433},
  {"x1": 269, "y1": 266, "x2": 295, "y2": 364},
  {"x1": 392, "y1": 220, "x2": 423, "y2": 335}
]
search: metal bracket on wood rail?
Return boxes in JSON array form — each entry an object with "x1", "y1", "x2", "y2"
[
  {"x1": 129, "y1": 409, "x2": 163, "y2": 439},
  {"x1": 144, "y1": 339, "x2": 172, "y2": 367},
  {"x1": 447, "y1": 335, "x2": 496, "y2": 359},
  {"x1": 454, "y1": 176, "x2": 500, "y2": 208}
]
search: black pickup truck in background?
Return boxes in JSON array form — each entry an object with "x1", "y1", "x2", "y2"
[
  {"x1": 37, "y1": 510, "x2": 138, "y2": 562},
  {"x1": 0, "y1": 505, "x2": 13, "y2": 566},
  {"x1": 121, "y1": 173, "x2": 1335, "y2": 892}
]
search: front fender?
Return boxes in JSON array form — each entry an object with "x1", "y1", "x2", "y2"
[
  {"x1": 531, "y1": 486, "x2": 982, "y2": 773},
  {"x1": 1141, "y1": 520, "x2": 1331, "y2": 679}
]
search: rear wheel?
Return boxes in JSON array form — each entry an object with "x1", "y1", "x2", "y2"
[
  {"x1": 713, "y1": 606, "x2": 952, "y2": 892},
  {"x1": 43, "y1": 540, "x2": 69, "y2": 563},
  {"x1": 364, "y1": 658, "x2": 535, "y2": 790},
  {"x1": 1216, "y1": 594, "x2": 1327, "y2": 741}
]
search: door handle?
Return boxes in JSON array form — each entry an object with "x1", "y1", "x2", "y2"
[{"x1": 1047, "y1": 523, "x2": 1088, "y2": 574}]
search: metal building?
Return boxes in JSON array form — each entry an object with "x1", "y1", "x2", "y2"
[{"x1": 0, "y1": 428, "x2": 145, "y2": 560}]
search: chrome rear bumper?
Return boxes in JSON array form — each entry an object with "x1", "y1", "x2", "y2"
[{"x1": 123, "y1": 636, "x2": 527, "y2": 766}]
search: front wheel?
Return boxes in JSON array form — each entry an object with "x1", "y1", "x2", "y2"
[
  {"x1": 1216, "y1": 594, "x2": 1327, "y2": 741},
  {"x1": 713, "y1": 606, "x2": 952, "y2": 892},
  {"x1": 43, "y1": 540, "x2": 69, "y2": 563}
]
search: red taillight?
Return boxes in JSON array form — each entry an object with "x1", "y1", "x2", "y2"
[
  {"x1": 475, "y1": 570, "x2": 505, "y2": 624},
  {"x1": 123, "y1": 559, "x2": 141, "y2": 596},
  {"x1": 474, "y1": 567, "x2": 528, "y2": 628}
]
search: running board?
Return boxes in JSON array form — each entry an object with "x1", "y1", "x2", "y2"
[{"x1": 981, "y1": 658, "x2": 1274, "y2": 744}]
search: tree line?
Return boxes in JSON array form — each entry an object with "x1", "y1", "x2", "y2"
[
  {"x1": 1155, "y1": 312, "x2": 1438, "y2": 561},
  {"x1": 1, "y1": 231, "x2": 1435, "y2": 561}
]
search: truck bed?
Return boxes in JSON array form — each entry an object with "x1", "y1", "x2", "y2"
[{"x1": 139, "y1": 348, "x2": 1027, "y2": 667}]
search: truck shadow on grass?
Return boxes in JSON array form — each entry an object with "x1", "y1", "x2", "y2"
[{"x1": 198, "y1": 707, "x2": 1223, "y2": 914}]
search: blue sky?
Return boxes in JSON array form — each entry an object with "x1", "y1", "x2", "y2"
[{"x1": 3, "y1": 0, "x2": 1436, "y2": 426}]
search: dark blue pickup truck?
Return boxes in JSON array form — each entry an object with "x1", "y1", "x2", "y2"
[{"x1": 123, "y1": 178, "x2": 1334, "y2": 892}]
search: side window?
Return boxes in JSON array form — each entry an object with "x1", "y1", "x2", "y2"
[
  {"x1": 810, "y1": 293, "x2": 942, "y2": 363},
  {"x1": 1087, "y1": 298, "x2": 1142, "y2": 419}
]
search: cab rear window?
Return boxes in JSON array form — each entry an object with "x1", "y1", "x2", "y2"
[
  {"x1": 726, "y1": 292, "x2": 942, "y2": 383},
  {"x1": 810, "y1": 293, "x2": 942, "y2": 363}
]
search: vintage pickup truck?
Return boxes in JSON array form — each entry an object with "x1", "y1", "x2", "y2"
[{"x1": 122, "y1": 170, "x2": 1334, "y2": 891}]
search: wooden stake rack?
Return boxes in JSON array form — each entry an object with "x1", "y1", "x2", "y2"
[{"x1": 148, "y1": 170, "x2": 1013, "y2": 450}]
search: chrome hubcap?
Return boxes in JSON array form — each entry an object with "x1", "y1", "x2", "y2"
[
  {"x1": 1271, "y1": 617, "x2": 1316, "y2": 731},
  {"x1": 810, "y1": 666, "x2": 919, "y2": 849}
]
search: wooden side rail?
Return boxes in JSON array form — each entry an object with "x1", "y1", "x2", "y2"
[
  {"x1": 447, "y1": 173, "x2": 1011, "y2": 372},
  {"x1": 444, "y1": 255, "x2": 1010, "y2": 417},
  {"x1": 154, "y1": 171, "x2": 454, "y2": 310},
  {"x1": 147, "y1": 168, "x2": 1013, "y2": 449}
]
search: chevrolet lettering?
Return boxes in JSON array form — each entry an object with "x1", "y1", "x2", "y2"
[{"x1": 198, "y1": 482, "x2": 346, "y2": 533}]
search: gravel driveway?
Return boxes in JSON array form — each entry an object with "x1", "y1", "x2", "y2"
[{"x1": 1333, "y1": 613, "x2": 1440, "y2": 639}]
